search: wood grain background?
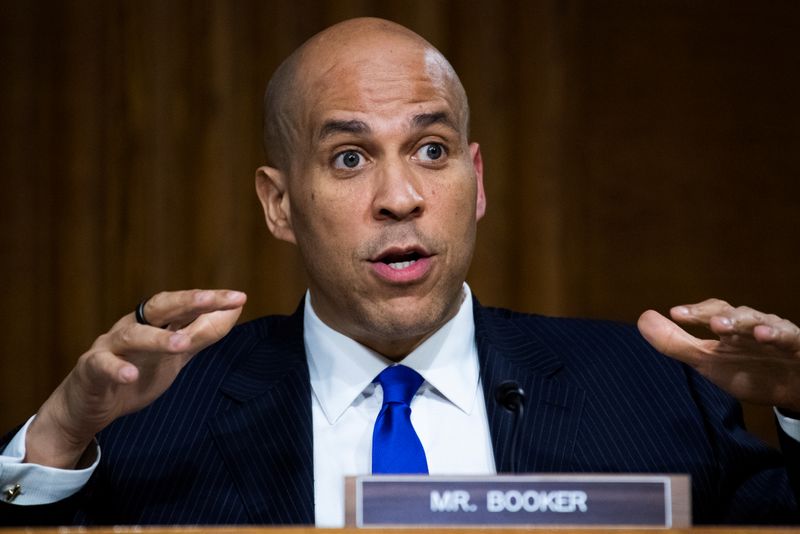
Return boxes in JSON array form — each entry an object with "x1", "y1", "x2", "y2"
[{"x1": 1, "y1": 0, "x2": 798, "y2": 448}]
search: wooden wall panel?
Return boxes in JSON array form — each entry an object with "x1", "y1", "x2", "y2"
[{"x1": 1, "y1": 0, "x2": 798, "y2": 450}]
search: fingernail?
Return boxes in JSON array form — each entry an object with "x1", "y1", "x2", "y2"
[
  {"x1": 225, "y1": 290, "x2": 244, "y2": 300},
  {"x1": 673, "y1": 306, "x2": 690, "y2": 316},
  {"x1": 169, "y1": 332, "x2": 189, "y2": 348},
  {"x1": 718, "y1": 317, "x2": 733, "y2": 327}
]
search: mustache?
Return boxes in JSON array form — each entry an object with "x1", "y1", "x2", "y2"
[{"x1": 358, "y1": 225, "x2": 440, "y2": 260}]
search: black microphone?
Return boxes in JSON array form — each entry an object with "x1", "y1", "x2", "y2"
[{"x1": 495, "y1": 381, "x2": 525, "y2": 473}]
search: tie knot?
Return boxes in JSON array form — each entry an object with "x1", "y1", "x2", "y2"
[{"x1": 377, "y1": 365, "x2": 424, "y2": 405}]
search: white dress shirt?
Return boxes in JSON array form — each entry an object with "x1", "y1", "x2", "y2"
[
  {"x1": 305, "y1": 283, "x2": 495, "y2": 526},
  {"x1": 0, "y1": 284, "x2": 497, "y2": 521},
  {"x1": 3, "y1": 284, "x2": 800, "y2": 524}
]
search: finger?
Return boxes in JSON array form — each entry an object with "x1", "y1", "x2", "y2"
[
  {"x1": 705, "y1": 306, "x2": 797, "y2": 350},
  {"x1": 141, "y1": 289, "x2": 246, "y2": 329},
  {"x1": 704, "y1": 306, "x2": 774, "y2": 336},
  {"x1": 78, "y1": 349, "x2": 140, "y2": 386},
  {"x1": 669, "y1": 298, "x2": 734, "y2": 327},
  {"x1": 174, "y1": 306, "x2": 245, "y2": 353},
  {"x1": 753, "y1": 319, "x2": 800, "y2": 352},
  {"x1": 637, "y1": 309, "x2": 708, "y2": 366},
  {"x1": 104, "y1": 323, "x2": 193, "y2": 355}
]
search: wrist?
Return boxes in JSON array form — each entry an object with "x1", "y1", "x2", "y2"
[{"x1": 25, "y1": 400, "x2": 96, "y2": 469}]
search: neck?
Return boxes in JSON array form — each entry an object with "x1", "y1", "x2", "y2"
[{"x1": 354, "y1": 332, "x2": 432, "y2": 362}]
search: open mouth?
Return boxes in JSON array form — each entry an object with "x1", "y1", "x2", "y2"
[
  {"x1": 379, "y1": 250, "x2": 423, "y2": 270},
  {"x1": 368, "y1": 245, "x2": 434, "y2": 283},
  {"x1": 370, "y1": 245, "x2": 432, "y2": 271}
]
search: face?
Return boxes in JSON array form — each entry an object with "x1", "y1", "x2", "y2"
[{"x1": 257, "y1": 32, "x2": 485, "y2": 359}]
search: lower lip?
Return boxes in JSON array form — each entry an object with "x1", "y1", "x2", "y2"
[{"x1": 370, "y1": 256, "x2": 433, "y2": 283}]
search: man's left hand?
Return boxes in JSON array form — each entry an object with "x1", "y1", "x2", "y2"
[{"x1": 638, "y1": 298, "x2": 800, "y2": 413}]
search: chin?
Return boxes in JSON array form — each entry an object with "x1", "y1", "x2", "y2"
[{"x1": 362, "y1": 297, "x2": 454, "y2": 341}]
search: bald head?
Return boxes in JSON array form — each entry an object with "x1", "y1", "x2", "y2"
[{"x1": 262, "y1": 17, "x2": 469, "y2": 172}]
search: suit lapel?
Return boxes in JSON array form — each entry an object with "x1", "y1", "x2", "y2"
[
  {"x1": 204, "y1": 298, "x2": 585, "y2": 523},
  {"x1": 474, "y1": 300, "x2": 586, "y2": 473},
  {"x1": 208, "y1": 305, "x2": 315, "y2": 525}
]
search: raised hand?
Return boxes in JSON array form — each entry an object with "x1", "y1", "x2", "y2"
[
  {"x1": 638, "y1": 298, "x2": 800, "y2": 413},
  {"x1": 25, "y1": 289, "x2": 247, "y2": 469}
]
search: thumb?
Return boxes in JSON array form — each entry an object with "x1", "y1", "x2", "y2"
[
  {"x1": 182, "y1": 307, "x2": 245, "y2": 349},
  {"x1": 637, "y1": 309, "x2": 703, "y2": 366}
]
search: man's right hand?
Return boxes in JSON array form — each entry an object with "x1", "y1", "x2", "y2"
[{"x1": 24, "y1": 289, "x2": 247, "y2": 469}]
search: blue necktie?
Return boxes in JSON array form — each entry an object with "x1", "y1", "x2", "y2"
[{"x1": 371, "y1": 365, "x2": 429, "y2": 474}]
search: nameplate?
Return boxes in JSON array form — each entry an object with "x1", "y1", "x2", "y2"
[{"x1": 345, "y1": 474, "x2": 690, "y2": 528}]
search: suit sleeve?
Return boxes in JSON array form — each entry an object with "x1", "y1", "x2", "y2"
[
  {"x1": 779, "y1": 422, "x2": 800, "y2": 506},
  {"x1": 0, "y1": 422, "x2": 92, "y2": 526},
  {"x1": 688, "y1": 368, "x2": 800, "y2": 523}
]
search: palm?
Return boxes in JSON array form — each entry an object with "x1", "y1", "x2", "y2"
[{"x1": 638, "y1": 298, "x2": 800, "y2": 412}]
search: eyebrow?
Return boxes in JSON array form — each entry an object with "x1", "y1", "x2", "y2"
[
  {"x1": 411, "y1": 111, "x2": 458, "y2": 132},
  {"x1": 318, "y1": 119, "x2": 370, "y2": 141},
  {"x1": 316, "y1": 112, "x2": 458, "y2": 142}
]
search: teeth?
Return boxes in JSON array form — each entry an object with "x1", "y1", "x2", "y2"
[{"x1": 388, "y1": 259, "x2": 417, "y2": 270}]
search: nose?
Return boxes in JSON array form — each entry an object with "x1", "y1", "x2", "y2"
[{"x1": 372, "y1": 160, "x2": 425, "y2": 221}]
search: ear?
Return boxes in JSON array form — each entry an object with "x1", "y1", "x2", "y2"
[
  {"x1": 255, "y1": 166, "x2": 297, "y2": 244},
  {"x1": 469, "y1": 143, "x2": 487, "y2": 221}
]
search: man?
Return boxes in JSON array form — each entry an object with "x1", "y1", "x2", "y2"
[{"x1": 2, "y1": 17, "x2": 800, "y2": 526}]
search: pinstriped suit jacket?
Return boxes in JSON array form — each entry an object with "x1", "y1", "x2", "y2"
[{"x1": 3, "y1": 299, "x2": 799, "y2": 525}]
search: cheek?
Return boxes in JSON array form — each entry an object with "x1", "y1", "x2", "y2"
[
  {"x1": 431, "y1": 180, "x2": 479, "y2": 256},
  {"x1": 295, "y1": 186, "x2": 364, "y2": 251},
  {"x1": 436, "y1": 179, "x2": 477, "y2": 220}
]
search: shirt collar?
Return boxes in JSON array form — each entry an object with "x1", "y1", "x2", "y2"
[{"x1": 304, "y1": 283, "x2": 479, "y2": 425}]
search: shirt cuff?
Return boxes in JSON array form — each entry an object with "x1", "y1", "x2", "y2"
[
  {"x1": 0, "y1": 415, "x2": 99, "y2": 505},
  {"x1": 774, "y1": 407, "x2": 800, "y2": 443}
]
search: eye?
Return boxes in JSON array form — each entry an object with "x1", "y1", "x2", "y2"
[
  {"x1": 333, "y1": 150, "x2": 365, "y2": 170},
  {"x1": 415, "y1": 142, "x2": 446, "y2": 163}
]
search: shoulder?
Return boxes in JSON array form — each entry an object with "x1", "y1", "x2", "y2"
[
  {"x1": 476, "y1": 303, "x2": 649, "y2": 350},
  {"x1": 474, "y1": 304, "x2": 711, "y2": 421},
  {"x1": 474, "y1": 303, "x2": 680, "y2": 375},
  {"x1": 184, "y1": 309, "x2": 305, "y2": 376},
  {"x1": 215, "y1": 311, "x2": 302, "y2": 348}
]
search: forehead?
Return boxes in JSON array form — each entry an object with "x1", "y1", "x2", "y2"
[{"x1": 299, "y1": 45, "x2": 463, "y2": 139}]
